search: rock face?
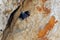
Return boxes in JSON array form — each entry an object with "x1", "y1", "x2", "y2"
[
  {"x1": 0, "y1": 0, "x2": 60, "y2": 40},
  {"x1": 13, "y1": 0, "x2": 51, "y2": 40},
  {"x1": 0, "y1": 0, "x2": 20, "y2": 40},
  {"x1": 0, "y1": 0, "x2": 19, "y2": 30}
]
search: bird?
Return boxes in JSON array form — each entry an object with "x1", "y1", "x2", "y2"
[{"x1": 19, "y1": 11, "x2": 30, "y2": 20}]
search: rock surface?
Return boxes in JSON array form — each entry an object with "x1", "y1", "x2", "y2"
[{"x1": 0, "y1": 0, "x2": 60, "y2": 40}]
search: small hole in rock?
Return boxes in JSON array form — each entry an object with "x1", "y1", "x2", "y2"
[{"x1": 0, "y1": 29, "x2": 2, "y2": 31}]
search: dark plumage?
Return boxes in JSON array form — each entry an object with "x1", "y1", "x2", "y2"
[{"x1": 19, "y1": 11, "x2": 30, "y2": 20}]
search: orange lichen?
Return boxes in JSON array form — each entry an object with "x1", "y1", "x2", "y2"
[
  {"x1": 42, "y1": 6, "x2": 51, "y2": 14},
  {"x1": 40, "y1": 0, "x2": 47, "y2": 3},
  {"x1": 38, "y1": 16, "x2": 57, "y2": 38},
  {"x1": 36, "y1": 6, "x2": 51, "y2": 14},
  {"x1": 39, "y1": 37, "x2": 48, "y2": 40},
  {"x1": 37, "y1": 0, "x2": 51, "y2": 15},
  {"x1": 36, "y1": 6, "x2": 42, "y2": 12},
  {"x1": 38, "y1": 29, "x2": 47, "y2": 38},
  {"x1": 45, "y1": 16, "x2": 57, "y2": 30}
]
